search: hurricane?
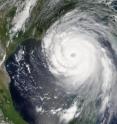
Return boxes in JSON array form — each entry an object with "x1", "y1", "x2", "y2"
[{"x1": 5, "y1": 0, "x2": 117, "y2": 124}]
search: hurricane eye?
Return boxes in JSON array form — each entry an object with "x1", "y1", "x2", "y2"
[{"x1": 70, "y1": 53, "x2": 76, "y2": 57}]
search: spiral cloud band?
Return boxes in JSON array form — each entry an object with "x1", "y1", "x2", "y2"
[
  {"x1": 6, "y1": 2, "x2": 117, "y2": 124},
  {"x1": 42, "y1": 9, "x2": 117, "y2": 96},
  {"x1": 42, "y1": 9, "x2": 112, "y2": 93},
  {"x1": 42, "y1": 8, "x2": 117, "y2": 119}
]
